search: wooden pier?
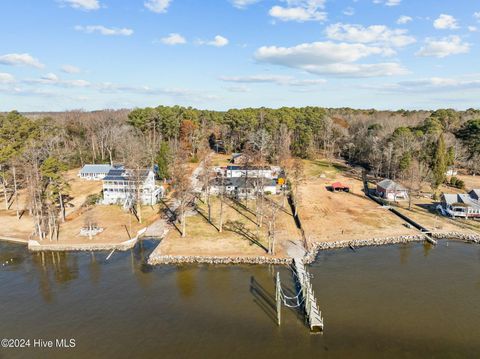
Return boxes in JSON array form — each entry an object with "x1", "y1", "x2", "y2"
[{"x1": 293, "y1": 258, "x2": 324, "y2": 332}]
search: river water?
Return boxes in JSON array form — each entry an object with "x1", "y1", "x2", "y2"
[{"x1": 1, "y1": 240, "x2": 480, "y2": 358}]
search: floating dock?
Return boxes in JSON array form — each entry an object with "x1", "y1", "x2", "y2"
[{"x1": 293, "y1": 258, "x2": 324, "y2": 332}]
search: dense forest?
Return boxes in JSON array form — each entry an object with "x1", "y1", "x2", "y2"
[{"x1": 1, "y1": 106, "x2": 480, "y2": 239}]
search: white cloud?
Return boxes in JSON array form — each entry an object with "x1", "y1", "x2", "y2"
[
  {"x1": 373, "y1": 0, "x2": 401, "y2": 7},
  {"x1": 61, "y1": 64, "x2": 81, "y2": 74},
  {"x1": 474, "y1": 12, "x2": 480, "y2": 20},
  {"x1": 385, "y1": 0, "x2": 401, "y2": 6},
  {"x1": 416, "y1": 36, "x2": 470, "y2": 58},
  {"x1": 396, "y1": 15, "x2": 412, "y2": 24},
  {"x1": 230, "y1": 0, "x2": 261, "y2": 9},
  {"x1": 198, "y1": 35, "x2": 229, "y2": 47},
  {"x1": 433, "y1": 14, "x2": 459, "y2": 30},
  {"x1": 0, "y1": 53, "x2": 44, "y2": 68},
  {"x1": 269, "y1": 0, "x2": 327, "y2": 22},
  {"x1": 74, "y1": 25, "x2": 134, "y2": 36},
  {"x1": 254, "y1": 41, "x2": 408, "y2": 77},
  {"x1": 27, "y1": 73, "x2": 91, "y2": 87},
  {"x1": 160, "y1": 33, "x2": 186, "y2": 45},
  {"x1": 325, "y1": 23, "x2": 416, "y2": 49},
  {"x1": 144, "y1": 0, "x2": 171, "y2": 13},
  {"x1": 343, "y1": 7, "x2": 355, "y2": 16},
  {"x1": 97, "y1": 83, "x2": 218, "y2": 101},
  {"x1": 0, "y1": 73, "x2": 15, "y2": 84},
  {"x1": 220, "y1": 74, "x2": 326, "y2": 86},
  {"x1": 369, "y1": 76, "x2": 480, "y2": 93},
  {"x1": 61, "y1": 0, "x2": 100, "y2": 10},
  {"x1": 468, "y1": 26, "x2": 478, "y2": 32},
  {"x1": 225, "y1": 85, "x2": 250, "y2": 92}
]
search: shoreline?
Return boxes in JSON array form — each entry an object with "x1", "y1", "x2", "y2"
[
  {"x1": 27, "y1": 237, "x2": 138, "y2": 252},
  {"x1": 147, "y1": 232, "x2": 480, "y2": 266},
  {"x1": 2, "y1": 230, "x2": 478, "y2": 262}
]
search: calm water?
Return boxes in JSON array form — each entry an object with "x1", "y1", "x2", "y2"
[{"x1": 1, "y1": 240, "x2": 480, "y2": 359}]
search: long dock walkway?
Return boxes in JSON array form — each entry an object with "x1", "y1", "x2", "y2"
[{"x1": 293, "y1": 258, "x2": 324, "y2": 332}]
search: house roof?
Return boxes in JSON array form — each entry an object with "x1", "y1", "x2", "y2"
[
  {"x1": 442, "y1": 193, "x2": 480, "y2": 209},
  {"x1": 104, "y1": 168, "x2": 151, "y2": 182},
  {"x1": 377, "y1": 179, "x2": 406, "y2": 192},
  {"x1": 332, "y1": 182, "x2": 349, "y2": 189},
  {"x1": 212, "y1": 177, "x2": 276, "y2": 188},
  {"x1": 226, "y1": 165, "x2": 271, "y2": 171},
  {"x1": 469, "y1": 189, "x2": 480, "y2": 200},
  {"x1": 80, "y1": 164, "x2": 112, "y2": 174}
]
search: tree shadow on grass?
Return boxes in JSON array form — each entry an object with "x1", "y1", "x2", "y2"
[
  {"x1": 195, "y1": 204, "x2": 220, "y2": 232},
  {"x1": 224, "y1": 220, "x2": 268, "y2": 253}
]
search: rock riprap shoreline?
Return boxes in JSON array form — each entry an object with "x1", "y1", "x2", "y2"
[{"x1": 148, "y1": 232, "x2": 480, "y2": 266}]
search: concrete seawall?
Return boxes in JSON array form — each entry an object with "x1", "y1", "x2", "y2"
[
  {"x1": 27, "y1": 228, "x2": 147, "y2": 252},
  {"x1": 28, "y1": 237, "x2": 138, "y2": 252}
]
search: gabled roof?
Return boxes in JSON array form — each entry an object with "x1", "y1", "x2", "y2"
[
  {"x1": 377, "y1": 179, "x2": 406, "y2": 191},
  {"x1": 442, "y1": 193, "x2": 480, "y2": 209},
  {"x1": 211, "y1": 177, "x2": 276, "y2": 188},
  {"x1": 80, "y1": 164, "x2": 112, "y2": 174},
  {"x1": 103, "y1": 168, "x2": 152, "y2": 182},
  {"x1": 469, "y1": 189, "x2": 480, "y2": 200},
  {"x1": 226, "y1": 165, "x2": 271, "y2": 171}
]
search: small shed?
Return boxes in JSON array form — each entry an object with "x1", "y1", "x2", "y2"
[{"x1": 331, "y1": 182, "x2": 350, "y2": 192}]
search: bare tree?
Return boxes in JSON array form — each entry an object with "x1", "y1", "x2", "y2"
[
  {"x1": 291, "y1": 159, "x2": 305, "y2": 217},
  {"x1": 171, "y1": 148, "x2": 193, "y2": 238}
]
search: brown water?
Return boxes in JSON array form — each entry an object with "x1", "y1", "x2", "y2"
[{"x1": 1, "y1": 240, "x2": 480, "y2": 359}]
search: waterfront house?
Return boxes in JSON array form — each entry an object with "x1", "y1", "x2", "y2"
[
  {"x1": 102, "y1": 168, "x2": 164, "y2": 206},
  {"x1": 441, "y1": 191, "x2": 480, "y2": 219},
  {"x1": 209, "y1": 176, "x2": 277, "y2": 199},
  {"x1": 79, "y1": 164, "x2": 114, "y2": 180},
  {"x1": 225, "y1": 165, "x2": 277, "y2": 179},
  {"x1": 376, "y1": 179, "x2": 408, "y2": 201}
]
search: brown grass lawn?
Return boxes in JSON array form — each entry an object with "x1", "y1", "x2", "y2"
[
  {"x1": 211, "y1": 153, "x2": 232, "y2": 167},
  {"x1": 157, "y1": 194, "x2": 300, "y2": 258},
  {"x1": 298, "y1": 159, "x2": 419, "y2": 244},
  {"x1": 0, "y1": 168, "x2": 160, "y2": 244}
]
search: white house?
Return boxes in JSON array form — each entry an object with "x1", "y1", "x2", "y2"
[
  {"x1": 225, "y1": 165, "x2": 276, "y2": 179},
  {"x1": 376, "y1": 179, "x2": 409, "y2": 201},
  {"x1": 102, "y1": 168, "x2": 164, "y2": 206},
  {"x1": 209, "y1": 177, "x2": 277, "y2": 199},
  {"x1": 441, "y1": 191, "x2": 480, "y2": 219},
  {"x1": 79, "y1": 164, "x2": 114, "y2": 180}
]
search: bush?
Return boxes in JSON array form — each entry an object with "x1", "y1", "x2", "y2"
[
  {"x1": 84, "y1": 193, "x2": 102, "y2": 207},
  {"x1": 449, "y1": 176, "x2": 465, "y2": 189}
]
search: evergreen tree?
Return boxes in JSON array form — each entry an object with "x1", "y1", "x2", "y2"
[
  {"x1": 431, "y1": 134, "x2": 447, "y2": 189},
  {"x1": 156, "y1": 141, "x2": 171, "y2": 179}
]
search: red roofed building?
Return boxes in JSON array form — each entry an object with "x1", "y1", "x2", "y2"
[{"x1": 331, "y1": 182, "x2": 350, "y2": 192}]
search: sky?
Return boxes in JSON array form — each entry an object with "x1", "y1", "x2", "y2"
[{"x1": 0, "y1": 0, "x2": 479, "y2": 111}]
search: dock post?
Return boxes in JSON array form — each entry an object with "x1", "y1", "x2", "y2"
[{"x1": 276, "y1": 272, "x2": 282, "y2": 326}]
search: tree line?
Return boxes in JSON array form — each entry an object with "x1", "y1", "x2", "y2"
[{"x1": 1, "y1": 106, "x2": 479, "y2": 240}]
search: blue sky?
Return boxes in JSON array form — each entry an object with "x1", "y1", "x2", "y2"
[{"x1": 0, "y1": 0, "x2": 479, "y2": 111}]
